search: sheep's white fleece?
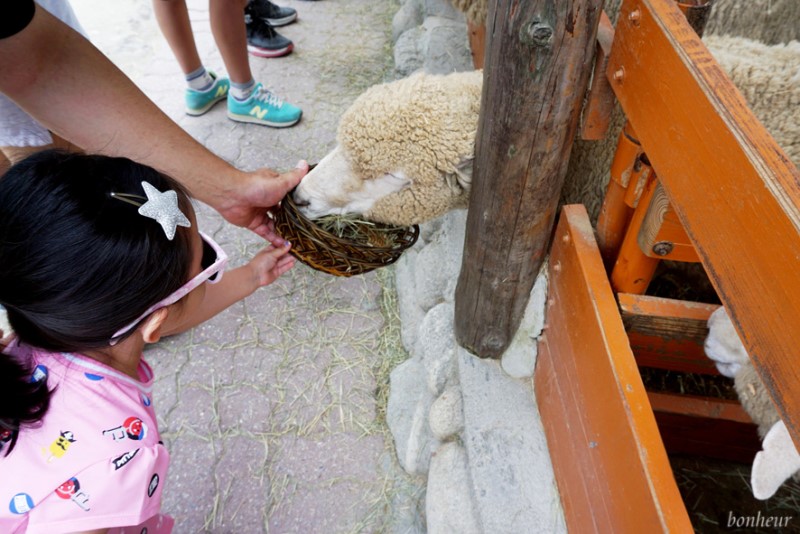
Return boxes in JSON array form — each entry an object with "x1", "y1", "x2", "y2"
[
  {"x1": 296, "y1": 70, "x2": 482, "y2": 226},
  {"x1": 562, "y1": 35, "x2": 800, "y2": 223},
  {"x1": 705, "y1": 307, "x2": 799, "y2": 499}
]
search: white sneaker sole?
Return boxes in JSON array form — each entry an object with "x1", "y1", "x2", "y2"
[
  {"x1": 185, "y1": 95, "x2": 227, "y2": 116},
  {"x1": 247, "y1": 43, "x2": 293, "y2": 58},
  {"x1": 264, "y1": 14, "x2": 297, "y2": 27},
  {"x1": 227, "y1": 111, "x2": 301, "y2": 128}
]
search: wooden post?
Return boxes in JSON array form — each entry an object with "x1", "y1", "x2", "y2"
[{"x1": 455, "y1": 0, "x2": 604, "y2": 358}]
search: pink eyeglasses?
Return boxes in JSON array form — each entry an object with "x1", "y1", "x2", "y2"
[{"x1": 111, "y1": 231, "x2": 228, "y2": 341}]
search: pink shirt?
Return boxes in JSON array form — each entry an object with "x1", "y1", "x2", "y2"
[{"x1": 0, "y1": 345, "x2": 173, "y2": 533}]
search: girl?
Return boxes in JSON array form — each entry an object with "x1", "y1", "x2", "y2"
[{"x1": 0, "y1": 150, "x2": 294, "y2": 533}]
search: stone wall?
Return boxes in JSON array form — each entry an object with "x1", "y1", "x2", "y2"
[{"x1": 387, "y1": 2, "x2": 565, "y2": 531}]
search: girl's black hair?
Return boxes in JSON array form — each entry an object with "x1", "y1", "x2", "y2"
[{"x1": 0, "y1": 150, "x2": 194, "y2": 454}]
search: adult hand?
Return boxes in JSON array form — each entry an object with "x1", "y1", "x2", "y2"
[{"x1": 215, "y1": 160, "x2": 308, "y2": 244}]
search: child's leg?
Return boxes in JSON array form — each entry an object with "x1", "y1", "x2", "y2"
[
  {"x1": 153, "y1": 0, "x2": 230, "y2": 116},
  {"x1": 209, "y1": 0, "x2": 253, "y2": 85},
  {"x1": 152, "y1": 0, "x2": 204, "y2": 76},
  {"x1": 211, "y1": 0, "x2": 302, "y2": 127}
]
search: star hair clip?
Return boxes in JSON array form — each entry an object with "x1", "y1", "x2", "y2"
[{"x1": 111, "y1": 182, "x2": 191, "y2": 240}]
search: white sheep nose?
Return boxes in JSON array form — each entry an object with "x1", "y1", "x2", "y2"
[{"x1": 292, "y1": 189, "x2": 310, "y2": 207}]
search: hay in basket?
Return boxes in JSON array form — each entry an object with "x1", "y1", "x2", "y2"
[{"x1": 272, "y1": 189, "x2": 419, "y2": 277}]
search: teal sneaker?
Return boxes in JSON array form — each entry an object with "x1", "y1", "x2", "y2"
[
  {"x1": 185, "y1": 72, "x2": 230, "y2": 116},
  {"x1": 227, "y1": 83, "x2": 302, "y2": 128}
]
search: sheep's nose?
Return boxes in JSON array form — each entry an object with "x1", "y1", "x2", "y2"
[{"x1": 292, "y1": 190, "x2": 310, "y2": 207}]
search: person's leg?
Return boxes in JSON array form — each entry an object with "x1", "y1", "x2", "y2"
[
  {"x1": 153, "y1": 0, "x2": 230, "y2": 115},
  {"x1": 211, "y1": 0, "x2": 301, "y2": 127},
  {"x1": 247, "y1": 0, "x2": 297, "y2": 27},
  {"x1": 152, "y1": 0, "x2": 203, "y2": 76},
  {"x1": 209, "y1": 0, "x2": 252, "y2": 84}
]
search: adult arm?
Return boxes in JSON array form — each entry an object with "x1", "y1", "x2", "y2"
[{"x1": 0, "y1": 4, "x2": 305, "y2": 239}]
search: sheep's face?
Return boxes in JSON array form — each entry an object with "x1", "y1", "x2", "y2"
[
  {"x1": 293, "y1": 146, "x2": 410, "y2": 219},
  {"x1": 704, "y1": 307, "x2": 749, "y2": 377}
]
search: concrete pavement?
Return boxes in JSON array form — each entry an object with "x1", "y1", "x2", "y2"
[{"x1": 69, "y1": 1, "x2": 422, "y2": 532}]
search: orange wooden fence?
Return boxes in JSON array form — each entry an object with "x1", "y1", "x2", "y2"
[{"x1": 534, "y1": 0, "x2": 800, "y2": 530}]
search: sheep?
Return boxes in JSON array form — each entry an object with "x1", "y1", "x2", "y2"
[
  {"x1": 293, "y1": 69, "x2": 482, "y2": 226},
  {"x1": 563, "y1": 34, "x2": 800, "y2": 224},
  {"x1": 293, "y1": 35, "x2": 798, "y2": 226},
  {"x1": 704, "y1": 307, "x2": 800, "y2": 500}
]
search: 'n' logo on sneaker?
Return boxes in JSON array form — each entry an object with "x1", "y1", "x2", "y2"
[
  {"x1": 250, "y1": 106, "x2": 269, "y2": 120},
  {"x1": 215, "y1": 85, "x2": 227, "y2": 98}
]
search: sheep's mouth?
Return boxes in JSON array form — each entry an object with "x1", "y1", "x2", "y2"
[
  {"x1": 292, "y1": 196, "x2": 310, "y2": 208},
  {"x1": 292, "y1": 162, "x2": 317, "y2": 208}
]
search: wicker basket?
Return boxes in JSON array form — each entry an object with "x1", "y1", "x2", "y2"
[{"x1": 272, "y1": 189, "x2": 419, "y2": 277}]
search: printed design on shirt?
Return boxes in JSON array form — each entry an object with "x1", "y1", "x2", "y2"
[
  {"x1": 84, "y1": 372, "x2": 104, "y2": 381},
  {"x1": 55, "y1": 477, "x2": 90, "y2": 511},
  {"x1": 103, "y1": 416, "x2": 148, "y2": 442},
  {"x1": 147, "y1": 473, "x2": 160, "y2": 498},
  {"x1": 112, "y1": 448, "x2": 140, "y2": 470},
  {"x1": 30, "y1": 364, "x2": 48, "y2": 383},
  {"x1": 8, "y1": 492, "x2": 34, "y2": 515},
  {"x1": 43, "y1": 430, "x2": 76, "y2": 462},
  {"x1": 141, "y1": 393, "x2": 151, "y2": 407}
]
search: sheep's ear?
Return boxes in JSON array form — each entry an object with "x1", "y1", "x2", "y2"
[
  {"x1": 444, "y1": 158, "x2": 474, "y2": 194},
  {"x1": 453, "y1": 157, "x2": 474, "y2": 191},
  {"x1": 751, "y1": 420, "x2": 800, "y2": 499}
]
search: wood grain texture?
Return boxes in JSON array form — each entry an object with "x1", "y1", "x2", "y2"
[
  {"x1": 608, "y1": 0, "x2": 800, "y2": 448},
  {"x1": 455, "y1": 0, "x2": 604, "y2": 358},
  {"x1": 581, "y1": 11, "x2": 616, "y2": 140},
  {"x1": 637, "y1": 183, "x2": 698, "y2": 262},
  {"x1": 535, "y1": 205, "x2": 692, "y2": 532},
  {"x1": 620, "y1": 292, "x2": 719, "y2": 374}
]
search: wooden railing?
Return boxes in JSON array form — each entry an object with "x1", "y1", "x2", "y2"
[
  {"x1": 536, "y1": 0, "x2": 800, "y2": 530},
  {"x1": 607, "y1": 0, "x2": 800, "y2": 449}
]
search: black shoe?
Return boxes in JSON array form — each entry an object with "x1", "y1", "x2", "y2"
[
  {"x1": 246, "y1": 0, "x2": 297, "y2": 27},
  {"x1": 245, "y1": 13, "x2": 293, "y2": 57}
]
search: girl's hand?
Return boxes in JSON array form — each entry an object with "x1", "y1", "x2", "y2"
[{"x1": 248, "y1": 241, "x2": 295, "y2": 288}]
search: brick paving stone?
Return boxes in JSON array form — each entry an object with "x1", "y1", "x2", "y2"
[{"x1": 69, "y1": 1, "x2": 411, "y2": 532}]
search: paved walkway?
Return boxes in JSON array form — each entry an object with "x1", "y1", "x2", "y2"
[{"x1": 70, "y1": 1, "x2": 419, "y2": 532}]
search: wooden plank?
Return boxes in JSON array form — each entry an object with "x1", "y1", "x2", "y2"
[
  {"x1": 638, "y1": 183, "x2": 700, "y2": 263},
  {"x1": 596, "y1": 124, "x2": 642, "y2": 266},
  {"x1": 455, "y1": 0, "x2": 604, "y2": 358},
  {"x1": 619, "y1": 293, "x2": 719, "y2": 374},
  {"x1": 467, "y1": 21, "x2": 486, "y2": 69},
  {"x1": 648, "y1": 391, "x2": 751, "y2": 424},
  {"x1": 535, "y1": 205, "x2": 691, "y2": 532},
  {"x1": 608, "y1": 0, "x2": 800, "y2": 448},
  {"x1": 649, "y1": 392, "x2": 761, "y2": 463},
  {"x1": 581, "y1": 11, "x2": 616, "y2": 140},
  {"x1": 610, "y1": 176, "x2": 661, "y2": 294}
]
